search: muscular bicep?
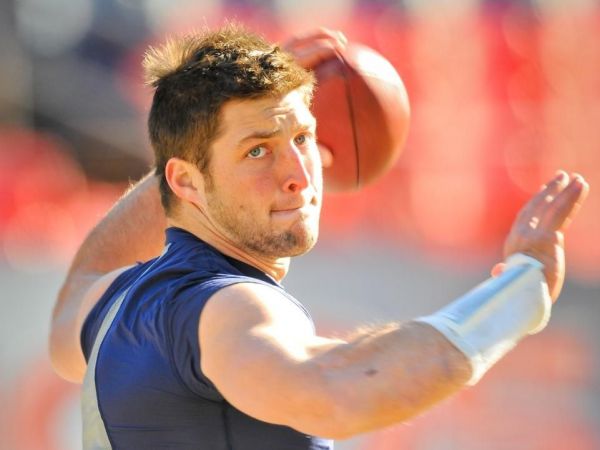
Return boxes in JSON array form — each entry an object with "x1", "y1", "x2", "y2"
[
  {"x1": 199, "y1": 283, "x2": 472, "y2": 439},
  {"x1": 199, "y1": 283, "x2": 343, "y2": 429}
]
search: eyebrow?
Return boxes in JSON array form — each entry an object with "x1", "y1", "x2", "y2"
[
  {"x1": 237, "y1": 118, "x2": 317, "y2": 146},
  {"x1": 239, "y1": 128, "x2": 282, "y2": 144}
]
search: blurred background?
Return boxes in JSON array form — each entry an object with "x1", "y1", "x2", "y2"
[{"x1": 1, "y1": 0, "x2": 599, "y2": 449}]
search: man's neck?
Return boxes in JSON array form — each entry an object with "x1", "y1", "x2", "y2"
[{"x1": 166, "y1": 215, "x2": 290, "y2": 282}]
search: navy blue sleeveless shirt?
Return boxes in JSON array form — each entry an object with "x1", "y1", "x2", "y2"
[{"x1": 80, "y1": 227, "x2": 333, "y2": 449}]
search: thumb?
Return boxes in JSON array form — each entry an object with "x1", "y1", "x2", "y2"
[{"x1": 491, "y1": 262, "x2": 506, "y2": 278}]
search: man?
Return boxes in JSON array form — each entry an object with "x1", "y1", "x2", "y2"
[{"x1": 50, "y1": 24, "x2": 589, "y2": 449}]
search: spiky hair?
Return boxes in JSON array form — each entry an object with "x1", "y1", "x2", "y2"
[{"x1": 143, "y1": 24, "x2": 315, "y2": 213}]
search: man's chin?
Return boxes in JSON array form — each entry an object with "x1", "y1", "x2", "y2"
[
  {"x1": 251, "y1": 228, "x2": 318, "y2": 259},
  {"x1": 286, "y1": 224, "x2": 319, "y2": 257},
  {"x1": 285, "y1": 237, "x2": 317, "y2": 257}
]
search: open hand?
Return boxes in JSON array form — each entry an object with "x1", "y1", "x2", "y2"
[
  {"x1": 283, "y1": 27, "x2": 347, "y2": 70},
  {"x1": 492, "y1": 171, "x2": 589, "y2": 302},
  {"x1": 283, "y1": 28, "x2": 344, "y2": 169}
]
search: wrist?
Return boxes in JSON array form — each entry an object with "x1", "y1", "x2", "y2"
[{"x1": 416, "y1": 253, "x2": 552, "y2": 385}]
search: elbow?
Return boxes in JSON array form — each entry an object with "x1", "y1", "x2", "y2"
[
  {"x1": 48, "y1": 320, "x2": 85, "y2": 384},
  {"x1": 49, "y1": 344, "x2": 85, "y2": 384}
]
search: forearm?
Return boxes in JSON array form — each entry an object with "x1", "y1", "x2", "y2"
[
  {"x1": 54, "y1": 171, "x2": 165, "y2": 323},
  {"x1": 288, "y1": 255, "x2": 551, "y2": 438},
  {"x1": 62, "y1": 172, "x2": 166, "y2": 283},
  {"x1": 50, "y1": 171, "x2": 167, "y2": 381},
  {"x1": 67, "y1": 171, "x2": 165, "y2": 275},
  {"x1": 294, "y1": 321, "x2": 470, "y2": 438},
  {"x1": 55, "y1": 172, "x2": 166, "y2": 314}
]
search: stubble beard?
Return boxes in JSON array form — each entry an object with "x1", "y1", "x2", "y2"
[{"x1": 204, "y1": 184, "x2": 319, "y2": 259}]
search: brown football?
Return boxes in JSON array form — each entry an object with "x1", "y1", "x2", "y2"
[{"x1": 312, "y1": 43, "x2": 410, "y2": 191}]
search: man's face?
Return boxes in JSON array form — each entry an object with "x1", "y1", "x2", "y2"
[{"x1": 201, "y1": 88, "x2": 323, "y2": 259}]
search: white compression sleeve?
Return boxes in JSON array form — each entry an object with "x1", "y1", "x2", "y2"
[{"x1": 416, "y1": 253, "x2": 552, "y2": 385}]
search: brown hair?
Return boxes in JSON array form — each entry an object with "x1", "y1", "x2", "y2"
[{"x1": 143, "y1": 24, "x2": 315, "y2": 213}]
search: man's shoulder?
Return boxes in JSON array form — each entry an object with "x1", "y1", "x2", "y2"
[{"x1": 203, "y1": 281, "x2": 315, "y2": 334}]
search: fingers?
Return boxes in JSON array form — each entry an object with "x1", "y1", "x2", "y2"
[
  {"x1": 291, "y1": 39, "x2": 343, "y2": 69},
  {"x1": 490, "y1": 263, "x2": 505, "y2": 277},
  {"x1": 560, "y1": 181, "x2": 589, "y2": 231},
  {"x1": 539, "y1": 174, "x2": 590, "y2": 231},
  {"x1": 284, "y1": 28, "x2": 347, "y2": 50},
  {"x1": 502, "y1": 170, "x2": 588, "y2": 303},
  {"x1": 516, "y1": 171, "x2": 590, "y2": 233},
  {"x1": 505, "y1": 171, "x2": 586, "y2": 258},
  {"x1": 283, "y1": 28, "x2": 347, "y2": 69},
  {"x1": 516, "y1": 171, "x2": 568, "y2": 224}
]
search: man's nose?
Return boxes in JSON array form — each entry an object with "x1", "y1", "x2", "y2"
[{"x1": 280, "y1": 145, "x2": 311, "y2": 194}]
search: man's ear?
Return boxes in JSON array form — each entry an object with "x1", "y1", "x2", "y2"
[{"x1": 164, "y1": 158, "x2": 208, "y2": 208}]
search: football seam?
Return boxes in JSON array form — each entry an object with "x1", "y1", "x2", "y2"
[{"x1": 338, "y1": 51, "x2": 361, "y2": 189}]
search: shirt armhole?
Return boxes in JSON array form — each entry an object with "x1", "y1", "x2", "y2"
[
  {"x1": 80, "y1": 264, "x2": 144, "y2": 362},
  {"x1": 165, "y1": 276, "x2": 316, "y2": 399}
]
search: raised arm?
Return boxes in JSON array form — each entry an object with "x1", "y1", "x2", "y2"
[
  {"x1": 200, "y1": 282, "x2": 469, "y2": 439},
  {"x1": 199, "y1": 172, "x2": 589, "y2": 439},
  {"x1": 50, "y1": 171, "x2": 166, "y2": 382}
]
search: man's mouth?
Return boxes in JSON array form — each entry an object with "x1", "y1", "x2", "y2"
[{"x1": 272, "y1": 195, "x2": 318, "y2": 215}]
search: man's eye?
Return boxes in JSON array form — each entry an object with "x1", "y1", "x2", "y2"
[
  {"x1": 294, "y1": 134, "x2": 307, "y2": 145},
  {"x1": 247, "y1": 146, "x2": 267, "y2": 158}
]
